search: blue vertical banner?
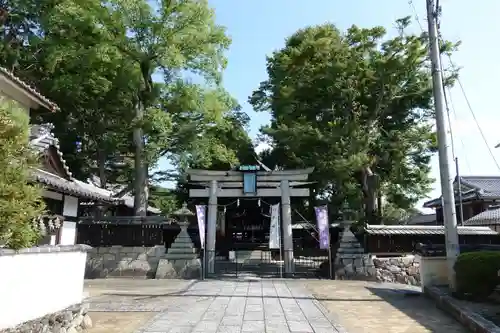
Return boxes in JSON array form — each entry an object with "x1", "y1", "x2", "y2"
[
  {"x1": 195, "y1": 205, "x2": 207, "y2": 249},
  {"x1": 314, "y1": 205, "x2": 330, "y2": 249}
]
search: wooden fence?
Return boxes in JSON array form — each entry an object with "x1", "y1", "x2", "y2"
[
  {"x1": 77, "y1": 223, "x2": 165, "y2": 247},
  {"x1": 77, "y1": 217, "x2": 202, "y2": 248}
]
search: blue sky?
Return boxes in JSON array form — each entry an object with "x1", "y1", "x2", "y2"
[{"x1": 157, "y1": 0, "x2": 500, "y2": 212}]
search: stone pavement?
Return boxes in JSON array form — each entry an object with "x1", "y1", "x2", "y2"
[
  {"x1": 136, "y1": 280, "x2": 344, "y2": 333},
  {"x1": 305, "y1": 280, "x2": 467, "y2": 333}
]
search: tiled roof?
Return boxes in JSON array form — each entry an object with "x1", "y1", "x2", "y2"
[
  {"x1": 30, "y1": 124, "x2": 72, "y2": 179},
  {"x1": 29, "y1": 124, "x2": 120, "y2": 203},
  {"x1": 364, "y1": 224, "x2": 498, "y2": 236},
  {"x1": 33, "y1": 169, "x2": 119, "y2": 203},
  {"x1": 423, "y1": 175, "x2": 500, "y2": 208},
  {"x1": 464, "y1": 208, "x2": 500, "y2": 226},
  {"x1": 0, "y1": 67, "x2": 59, "y2": 112},
  {"x1": 405, "y1": 214, "x2": 436, "y2": 225},
  {"x1": 460, "y1": 176, "x2": 500, "y2": 198},
  {"x1": 75, "y1": 180, "x2": 161, "y2": 214}
]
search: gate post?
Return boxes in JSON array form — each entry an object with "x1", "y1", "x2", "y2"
[
  {"x1": 206, "y1": 180, "x2": 218, "y2": 274},
  {"x1": 281, "y1": 180, "x2": 294, "y2": 275}
]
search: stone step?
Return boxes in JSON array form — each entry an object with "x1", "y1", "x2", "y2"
[
  {"x1": 339, "y1": 248, "x2": 363, "y2": 253},
  {"x1": 170, "y1": 243, "x2": 195, "y2": 248},
  {"x1": 164, "y1": 253, "x2": 198, "y2": 260},
  {"x1": 339, "y1": 241, "x2": 361, "y2": 247},
  {"x1": 168, "y1": 248, "x2": 196, "y2": 254}
]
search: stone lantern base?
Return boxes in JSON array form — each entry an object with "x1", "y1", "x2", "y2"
[{"x1": 155, "y1": 223, "x2": 202, "y2": 279}]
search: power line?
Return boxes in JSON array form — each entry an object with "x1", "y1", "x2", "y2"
[
  {"x1": 446, "y1": 88, "x2": 473, "y2": 174},
  {"x1": 445, "y1": 58, "x2": 500, "y2": 171},
  {"x1": 408, "y1": 0, "x2": 425, "y2": 32},
  {"x1": 409, "y1": 0, "x2": 500, "y2": 172}
]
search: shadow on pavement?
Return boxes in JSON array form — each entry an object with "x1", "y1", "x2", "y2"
[{"x1": 365, "y1": 286, "x2": 466, "y2": 332}]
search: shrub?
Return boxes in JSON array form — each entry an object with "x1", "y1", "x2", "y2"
[
  {"x1": 0, "y1": 97, "x2": 45, "y2": 249},
  {"x1": 454, "y1": 251, "x2": 500, "y2": 299}
]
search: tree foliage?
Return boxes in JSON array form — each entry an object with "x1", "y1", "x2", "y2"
[
  {"x1": 0, "y1": 98, "x2": 45, "y2": 249},
  {"x1": 250, "y1": 18, "x2": 458, "y2": 221},
  {"x1": 0, "y1": 0, "x2": 255, "y2": 215}
]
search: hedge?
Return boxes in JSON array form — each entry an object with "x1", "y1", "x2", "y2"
[{"x1": 454, "y1": 251, "x2": 500, "y2": 299}]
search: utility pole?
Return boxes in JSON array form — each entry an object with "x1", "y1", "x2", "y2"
[
  {"x1": 455, "y1": 158, "x2": 464, "y2": 226},
  {"x1": 426, "y1": 0, "x2": 460, "y2": 290}
]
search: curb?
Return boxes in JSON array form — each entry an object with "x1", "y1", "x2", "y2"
[{"x1": 424, "y1": 286, "x2": 500, "y2": 333}]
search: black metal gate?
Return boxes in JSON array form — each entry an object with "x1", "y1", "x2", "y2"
[{"x1": 203, "y1": 248, "x2": 332, "y2": 279}]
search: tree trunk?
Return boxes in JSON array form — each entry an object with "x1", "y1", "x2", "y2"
[
  {"x1": 96, "y1": 148, "x2": 108, "y2": 219},
  {"x1": 97, "y1": 148, "x2": 107, "y2": 188},
  {"x1": 133, "y1": 100, "x2": 147, "y2": 216},
  {"x1": 361, "y1": 167, "x2": 380, "y2": 225}
]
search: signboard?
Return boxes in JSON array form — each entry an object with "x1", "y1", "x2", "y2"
[
  {"x1": 238, "y1": 165, "x2": 260, "y2": 171},
  {"x1": 269, "y1": 204, "x2": 281, "y2": 249}
]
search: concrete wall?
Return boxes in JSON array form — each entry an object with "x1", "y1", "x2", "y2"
[
  {"x1": 85, "y1": 246, "x2": 166, "y2": 278},
  {"x1": 0, "y1": 245, "x2": 89, "y2": 330},
  {"x1": 418, "y1": 255, "x2": 448, "y2": 288}
]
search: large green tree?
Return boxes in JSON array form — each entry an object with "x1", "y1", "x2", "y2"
[
  {"x1": 250, "y1": 18, "x2": 458, "y2": 223},
  {"x1": 1, "y1": 0, "x2": 249, "y2": 216},
  {"x1": 95, "y1": 0, "x2": 233, "y2": 215}
]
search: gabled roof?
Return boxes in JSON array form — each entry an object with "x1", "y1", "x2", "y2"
[
  {"x1": 423, "y1": 175, "x2": 500, "y2": 208},
  {"x1": 464, "y1": 207, "x2": 500, "y2": 226},
  {"x1": 30, "y1": 124, "x2": 72, "y2": 179},
  {"x1": 30, "y1": 124, "x2": 119, "y2": 203},
  {"x1": 0, "y1": 67, "x2": 59, "y2": 112}
]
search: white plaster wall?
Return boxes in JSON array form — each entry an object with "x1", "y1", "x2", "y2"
[
  {"x1": 60, "y1": 222, "x2": 76, "y2": 245},
  {"x1": 63, "y1": 195, "x2": 78, "y2": 217},
  {"x1": 0, "y1": 250, "x2": 87, "y2": 329},
  {"x1": 0, "y1": 81, "x2": 32, "y2": 116},
  {"x1": 418, "y1": 255, "x2": 449, "y2": 288}
]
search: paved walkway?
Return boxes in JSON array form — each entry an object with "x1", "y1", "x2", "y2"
[
  {"x1": 136, "y1": 280, "x2": 344, "y2": 333},
  {"x1": 85, "y1": 279, "x2": 467, "y2": 333},
  {"x1": 305, "y1": 280, "x2": 467, "y2": 333}
]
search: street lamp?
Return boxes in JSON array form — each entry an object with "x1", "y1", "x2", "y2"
[{"x1": 495, "y1": 143, "x2": 500, "y2": 148}]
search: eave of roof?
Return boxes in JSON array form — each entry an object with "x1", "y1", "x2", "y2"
[
  {"x1": 0, "y1": 67, "x2": 59, "y2": 112},
  {"x1": 364, "y1": 224, "x2": 498, "y2": 236},
  {"x1": 33, "y1": 169, "x2": 121, "y2": 203}
]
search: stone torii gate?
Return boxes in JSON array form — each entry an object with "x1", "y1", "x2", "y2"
[{"x1": 187, "y1": 166, "x2": 314, "y2": 275}]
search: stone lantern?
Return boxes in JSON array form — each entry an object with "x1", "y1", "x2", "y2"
[
  {"x1": 173, "y1": 203, "x2": 194, "y2": 229},
  {"x1": 155, "y1": 203, "x2": 202, "y2": 279}
]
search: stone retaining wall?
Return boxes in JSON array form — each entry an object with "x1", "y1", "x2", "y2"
[
  {"x1": 373, "y1": 256, "x2": 420, "y2": 286},
  {"x1": 0, "y1": 303, "x2": 92, "y2": 333},
  {"x1": 85, "y1": 245, "x2": 165, "y2": 278}
]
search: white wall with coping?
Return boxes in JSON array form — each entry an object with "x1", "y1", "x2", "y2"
[
  {"x1": 60, "y1": 195, "x2": 78, "y2": 245},
  {"x1": 418, "y1": 255, "x2": 449, "y2": 288},
  {"x1": 0, "y1": 245, "x2": 91, "y2": 329}
]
